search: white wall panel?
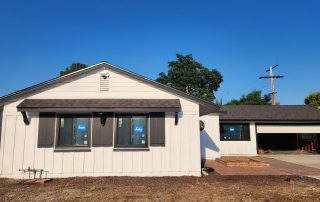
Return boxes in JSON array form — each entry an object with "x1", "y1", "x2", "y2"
[
  {"x1": 52, "y1": 152, "x2": 63, "y2": 174},
  {"x1": 0, "y1": 66, "x2": 201, "y2": 178},
  {"x1": 1, "y1": 116, "x2": 16, "y2": 174},
  {"x1": 200, "y1": 114, "x2": 221, "y2": 160},
  {"x1": 73, "y1": 152, "x2": 85, "y2": 174},
  {"x1": 62, "y1": 153, "x2": 74, "y2": 174},
  {"x1": 257, "y1": 125, "x2": 320, "y2": 134},
  {"x1": 12, "y1": 116, "x2": 26, "y2": 174},
  {"x1": 219, "y1": 122, "x2": 257, "y2": 156}
]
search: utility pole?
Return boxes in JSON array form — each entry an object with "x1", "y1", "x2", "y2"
[{"x1": 259, "y1": 64, "x2": 284, "y2": 105}]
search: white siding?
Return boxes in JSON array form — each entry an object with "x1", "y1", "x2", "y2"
[
  {"x1": 257, "y1": 125, "x2": 320, "y2": 134},
  {"x1": 200, "y1": 120, "x2": 258, "y2": 159},
  {"x1": 219, "y1": 122, "x2": 257, "y2": 156},
  {"x1": 0, "y1": 67, "x2": 201, "y2": 178},
  {"x1": 200, "y1": 114, "x2": 221, "y2": 160}
]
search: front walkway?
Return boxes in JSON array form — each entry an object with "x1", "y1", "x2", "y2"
[{"x1": 205, "y1": 156, "x2": 320, "y2": 176}]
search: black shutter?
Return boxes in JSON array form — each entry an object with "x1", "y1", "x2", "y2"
[
  {"x1": 150, "y1": 112, "x2": 165, "y2": 146},
  {"x1": 92, "y1": 112, "x2": 114, "y2": 147},
  {"x1": 38, "y1": 112, "x2": 56, "y2": 148}
]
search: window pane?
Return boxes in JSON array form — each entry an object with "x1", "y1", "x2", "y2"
[
  {"x1": 220, "y1": 124, "x2": 250, "y2": 141},
  {"x1": 117, "y1": 116, "x2": 131, "y2": 146},
  {"x1": 58, "y1": 117, "x2": 73, "y2": 146},
  {"x1": 74, "y1": 118, "x2": 89, "y2": 146},
  {"x1": 58, "y1": 115, "x2": 90, "y2": 147},
  {"x1": 116, "y1": 115, "x2": 148, "y2": 147},
  {"x1": 131, "y1": 116, "x2": 147, "y2": 145}
]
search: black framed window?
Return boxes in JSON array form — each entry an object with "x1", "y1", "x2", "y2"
[
  {"x1": 220, "y1": 123, "x2": 250, "y2": 141},
  {"x1": 116, "y1": 114, "x2": 148, "y2": 147},
  {"x1": 57, "y1": 114, "x2": 91, "y2": 147}
]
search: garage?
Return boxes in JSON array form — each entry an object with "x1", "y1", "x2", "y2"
[
  {"x1": 256, "y1": 124, "x2": 320, "y2": 153},
  {"x1": 257, "y1": 133, "x2": 319, "y2": 152},
  {"x1": 220, "y1": 105, "x2": 320, "y2": 155}
]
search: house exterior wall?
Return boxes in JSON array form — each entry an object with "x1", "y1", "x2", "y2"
[
  {"x1": 201, "y1": 121, "x2": 258, "y2": 159},
  {"x1": 0, "y1": 67, "x2": 201, "y2": 178},
  {"x1": 200, "y1": 114, "x2": 221, "y2": 160},
  {"x1": 219, "y1": 122, "x2": 257, "y2": 156}
]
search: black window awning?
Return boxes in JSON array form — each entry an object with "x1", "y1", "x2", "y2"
[{"x1": 17, "y1": 99, "x2": 181, "y2": 112}]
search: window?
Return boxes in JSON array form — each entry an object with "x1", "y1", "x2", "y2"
[
  {"x1": 57, "y1": 114, "x2": 91, "y2": 147},
  {"x1": 220, "y1": 123, "x2": 250, "y2": 141},
  {"x1": 116, "y1": 114, "x2": 148, "y2": 147}
]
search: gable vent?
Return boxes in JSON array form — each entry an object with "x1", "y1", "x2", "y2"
[{"x1": 100, "y1": 72, "x2": 110, "y2": 91}]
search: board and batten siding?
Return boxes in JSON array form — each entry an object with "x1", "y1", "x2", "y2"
[
  {"x1": 219, "y1": 122, "x2": 257, "y2": 156},
  {"x1": 200, "y1": 120, "x2": 258, "y2": 159},
  {"x1": 0, "y1": 67, "x2": 201, "y2": 178}
]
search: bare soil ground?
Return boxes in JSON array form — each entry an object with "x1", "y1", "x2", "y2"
[{"x1": 0, "y1": 173, "x2": 320, "y2": 202}]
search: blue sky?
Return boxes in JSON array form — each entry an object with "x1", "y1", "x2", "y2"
[{"x1": 0, "y1": 0, "x2": 319, "y2": 104}]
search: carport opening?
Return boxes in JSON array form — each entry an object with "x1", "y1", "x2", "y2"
[{"x1": 257, "y1": 133, "x2": 319, "y2": 154}]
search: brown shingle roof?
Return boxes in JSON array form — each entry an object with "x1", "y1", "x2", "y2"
[
  {"x1": 220, "y1": 105, "x2": 320, "y2": 121},
  {"x1": 17, "y1": 99, "x2": 181, "y2": 110}
]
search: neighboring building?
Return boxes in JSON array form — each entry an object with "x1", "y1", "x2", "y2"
[{"x1": 0, "y1": 62, "x2": 319, "y2": 178}]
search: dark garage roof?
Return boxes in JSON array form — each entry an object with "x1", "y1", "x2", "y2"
[
  {"x1": 17, "y1": 99, "x2": 181, "y2": 111},
  {"x1": 220, "y1": 105, "x2": 320, "y2": 122}
]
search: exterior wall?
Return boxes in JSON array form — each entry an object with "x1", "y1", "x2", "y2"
[
  {"x1": 219, "y1": 122, "x2": 257, "y2": 156},
  {"x1": 257, "y1": 125, "x2": 320, "y2": 134},
  {"x1": 201, "y1": 121, "x2": 258, "y2": 159},
  {"x1": 200, "y1": 114, "x2": 221, "y2": 160},
  {"x1": 0, "y1": 67, "x2": 201, "y2": 178}
]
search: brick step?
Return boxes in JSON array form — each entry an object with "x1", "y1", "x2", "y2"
[{"x1": 216, "y1": 157, "x2": 270, "y2": 167}]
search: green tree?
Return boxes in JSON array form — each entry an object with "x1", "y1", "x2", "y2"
[
  {"x1": 156, "y1": 54, "x2": 223, "y2": 102},
  {"x1": 305, "y1": 92, "x2": 320, "y2": 109},
  {"x1": 60, "y1": 63, "x2": 88, "y2": 76},
  {"x1": 226, "y1": 90, "x2": 272, "y2": 105}
]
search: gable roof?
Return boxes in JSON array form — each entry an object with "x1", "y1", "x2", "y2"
[
  {"x1": 0, "y1": 61, "x2": 219, "y2": 114},
  {"x1": 220, "y1": 105, "x2": 320, "y2": 122}
]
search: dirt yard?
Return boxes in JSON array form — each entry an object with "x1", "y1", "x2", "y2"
[{"x1": 0, "y1": 173, "x2": 320, "y2": 201}]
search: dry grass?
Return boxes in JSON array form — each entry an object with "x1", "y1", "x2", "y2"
[{"x1": 0, "y1": 173, "x2": 320, "y2": 201}]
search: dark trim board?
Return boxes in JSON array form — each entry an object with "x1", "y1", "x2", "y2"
[
  {"x1": 54, "y1": 148, "x2": 91, "y2": 152},
  {"x1": 17, "y1": 107, "x2": 181, "y2": 113}
]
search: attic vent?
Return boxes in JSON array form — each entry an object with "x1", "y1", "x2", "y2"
[{"x1": 100, "y1": 72, "x2": 110, "y2": 91}]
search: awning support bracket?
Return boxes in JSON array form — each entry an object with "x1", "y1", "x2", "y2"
[
  {"x1": 175, "y1": 112, "x2": 179, "y2": 125},
  {"x1": 99, "y1": 112, "x2": 107, "y2": 126},
  {"x1": 21, "y1": 111, "x2": 30, "y2": 125}
]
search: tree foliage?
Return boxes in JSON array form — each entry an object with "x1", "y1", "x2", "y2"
[
  {"x1": 226, "y1": 90, "x2": 272, "y2": 105},
  {"x1": 60, "y1": 63, "x2": 88, "y2": 76},
  {"x1": 156, "y1": 54, "x2": 223, "y2": 102},
  {"x1": 305, "y1": 92, "x2": 320, "y2": 109}
]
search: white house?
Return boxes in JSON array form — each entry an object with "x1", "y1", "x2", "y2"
[{"x1": 0, "y1": 61, "x2": 319, "y2": 179}]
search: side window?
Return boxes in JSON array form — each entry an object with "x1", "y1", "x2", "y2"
[
  {"x1": 116, "y1": 114, "x2": 148, "y2": 147},
  {"x1": 57, "y1": 114, "x2": 91, "y2": 147},
  {"x1": 220, "y1": 123, "x2": 250, "y2": 141}
]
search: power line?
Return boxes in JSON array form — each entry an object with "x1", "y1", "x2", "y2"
[{"x1": 259, "y1": 64, "x2": 285, "y2": 105}]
